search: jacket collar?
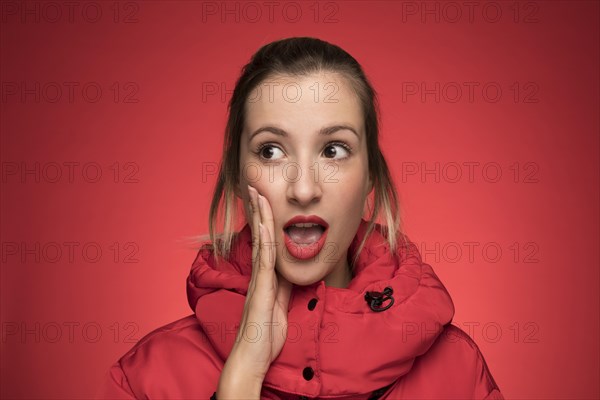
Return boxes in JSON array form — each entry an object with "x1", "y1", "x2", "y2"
[{"x1": 187, "y1": 218, "x2": 455, "y2": 398}]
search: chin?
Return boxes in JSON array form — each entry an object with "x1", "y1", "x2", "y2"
[{"x1": 276, "y1": 262, "x2": 325, "y2": 286}]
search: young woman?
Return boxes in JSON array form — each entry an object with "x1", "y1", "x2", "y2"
[{"x1": 99, "y1": 37, "x2": 504, "y2": 399}]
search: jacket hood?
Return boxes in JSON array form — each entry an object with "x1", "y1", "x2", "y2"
[{"x1": 186, "y1": 219, "x2": 455, "y2": 398}]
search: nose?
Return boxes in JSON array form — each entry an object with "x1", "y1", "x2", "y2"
[{"x1": 285, "y1": 159, "x2": 323, "y2": 207}]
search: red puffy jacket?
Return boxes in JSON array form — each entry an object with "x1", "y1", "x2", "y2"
[{"x1": 98, "y1": 219, "x2": 504, "y2": 399}]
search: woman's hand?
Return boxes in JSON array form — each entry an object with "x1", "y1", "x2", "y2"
[{"x1": 216, "y1": 184, "x2": 293, "y2": 398}]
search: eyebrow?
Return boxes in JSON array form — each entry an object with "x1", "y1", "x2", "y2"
[{"x1": 249, "y1": 124, "x2": 360, "y2": 141}]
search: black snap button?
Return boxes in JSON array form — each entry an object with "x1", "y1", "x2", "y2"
[
  {"x1": 307, "y1": 298, "x2": 318, "y2": 311},
  {"x1": 302, "y1": 366, "x2": 314, "y2": 381},
  {"x1": 298, "y1": 397, "x2": 309, "y2": 400}
]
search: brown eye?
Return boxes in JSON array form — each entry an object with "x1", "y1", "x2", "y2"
[
  {"x1": 257, "y1": 144, "x2": 284, "y2": 161},
  {"x1": 324, "y1": 146, "x2": 336, "y2": 158},
  {"x1": 261, "y1": 146, "x2": 275, "y2": 159},
  {"x1": 323, "y1": 143, "x2": 351, "y2": 160}
]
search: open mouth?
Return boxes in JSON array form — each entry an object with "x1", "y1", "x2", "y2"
[
  {"x1": 282, "y1": 215, "x2": 329, "y2": 260},
  {"x1": 284, "y1": 223, "x2": 326, "y2": 245}
]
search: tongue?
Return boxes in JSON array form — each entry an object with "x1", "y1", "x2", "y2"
[{"x1": 287, "y1": 226, "x2": 323, "y2": 244}]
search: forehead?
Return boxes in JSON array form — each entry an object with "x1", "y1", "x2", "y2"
[{"x1": 244, "y1": 72, "x2": 364, "y2": 134}]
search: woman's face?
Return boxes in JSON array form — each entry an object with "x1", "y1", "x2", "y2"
[{"x1": 238, "y1": 72, "x2": 372, "y2": 288}]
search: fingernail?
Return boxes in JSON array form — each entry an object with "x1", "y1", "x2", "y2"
[{"x1": 259, "y1": 223, "x2": 264, "y2": 234}]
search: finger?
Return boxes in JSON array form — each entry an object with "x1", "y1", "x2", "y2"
[
  {"x1": 243, "y1": 223, "x2": 274, "y2": 329},
  {"x1": 252, "y1": 222, "x2": 276, "y2": 300},
  {"x1": 257, "y1": 193, "x2": 276, "y2": 271},
  {"x1": 259, "y1": 222, "x2": 274, "y2": 271},
  {"x1": 248, "y1": 185, "x2": 260, "y2": 257},
  {"x1": 247, "y1": 185, "x2": 261, "y2": 292}
]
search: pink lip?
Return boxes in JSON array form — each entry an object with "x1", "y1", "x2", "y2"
[
  {"x1": 284, "y1": 215, "x2": 329, "y2": 230},
  {"x1": 283, "y1": 215, "x2": 329, "y2": 261}
]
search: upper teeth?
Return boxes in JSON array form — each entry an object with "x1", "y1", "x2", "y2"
[{"x1": 291, "y1": 223, "x2": 320, "y2": 228}]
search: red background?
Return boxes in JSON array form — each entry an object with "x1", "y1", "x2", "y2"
[{"x1": 1, "y1": 1, "x2": 598, "y2": 398}]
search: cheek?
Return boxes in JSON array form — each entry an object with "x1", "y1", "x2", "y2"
[
  {"x1": 334, "y1": 169, "x2": 369, "y2": 205},
  {"x1": 345, "y1": 190, "x2": 367, "y2": 215}
]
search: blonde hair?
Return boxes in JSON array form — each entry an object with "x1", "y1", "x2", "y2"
[{"x1": 188, "y1": 37, "x2": 408, "y2": 271}]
